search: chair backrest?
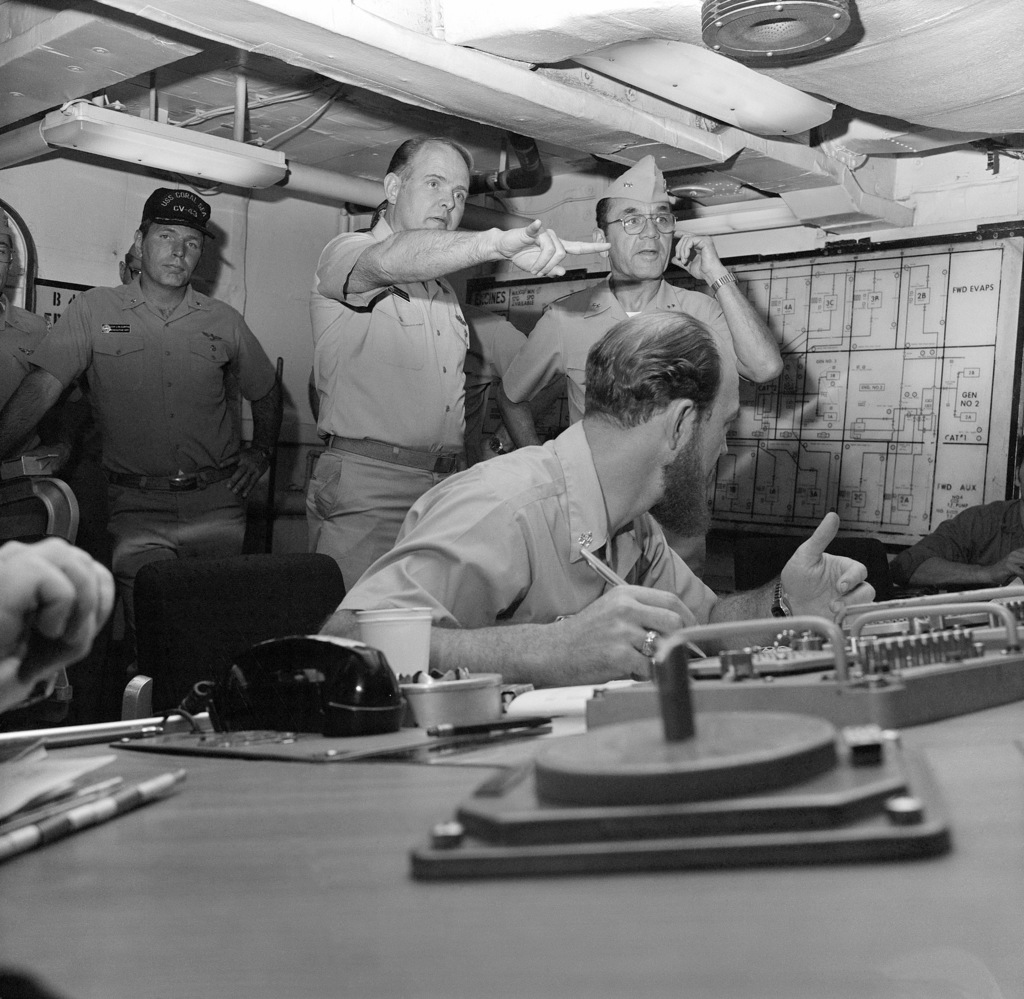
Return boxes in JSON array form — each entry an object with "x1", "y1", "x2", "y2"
[
  {"x1": 0, "y1": 476, "x2": 79, "y2": 543},
  {"x1": 133, "y1": 552, "x2": 346, "y2": 711},
  {"x1": 732, "y1": 533, "x2": 894, "y2": 602}
]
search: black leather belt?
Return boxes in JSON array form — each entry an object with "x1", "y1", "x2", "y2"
[
  {"x1": 326, "y1": 436, "x2": 463, "y2": 474},
  {"x1": 105, "y1": 466, "x2": 236, "y2": 492}
]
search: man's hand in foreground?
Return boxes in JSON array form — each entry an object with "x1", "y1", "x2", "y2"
[{"x1": 781, "y1": 512, "x2": 875, "y2": 620}]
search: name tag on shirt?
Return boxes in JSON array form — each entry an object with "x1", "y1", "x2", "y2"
[{"x1": 101, "y1": 324, "x2": 132, "y2": 334}]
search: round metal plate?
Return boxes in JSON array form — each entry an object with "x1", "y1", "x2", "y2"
[{"x1": 535, "y1": 711, "x2": 837, "y2": 806}]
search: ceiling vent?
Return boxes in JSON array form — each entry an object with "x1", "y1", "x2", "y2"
[{"x1": 702, "y1": 0, "x2": 852, "y2": 59}]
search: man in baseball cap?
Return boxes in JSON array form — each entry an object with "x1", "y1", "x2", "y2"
[
  {"x1": 0, "y1": 188, "x2": 280, "y2": 678},
  {"x1": 140, "y1": 187, "x2": 215, "y2": 238}
]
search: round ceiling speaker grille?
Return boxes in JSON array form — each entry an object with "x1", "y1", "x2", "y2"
[{"x1": 702, "y1": 0, "x2": 851, "y2": 58}]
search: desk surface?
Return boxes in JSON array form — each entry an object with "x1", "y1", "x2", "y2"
[{"x1": 2, "y1": 705, "x2": 1024, "y2": 999}]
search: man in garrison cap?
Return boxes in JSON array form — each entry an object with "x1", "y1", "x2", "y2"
[
  {"x1": 498, "y1": 155, "x2": 783, "y2": 576},
  {"x1": 0, "y1": 188, "x2": 281, "y2": 664}
]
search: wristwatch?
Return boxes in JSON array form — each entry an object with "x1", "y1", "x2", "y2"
[
  {"x1": 709, "y1": 272, "x2": 737, "y2": 296},
  {"x1": 771, "y1": 580, "x2": 791, "y2": 618}
]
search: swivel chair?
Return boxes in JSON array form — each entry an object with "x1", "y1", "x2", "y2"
[
  {"x1": 132, "y1": 552, "x2": 346, "y2": 713},
  {"x1": 0, "y1": 475, "x2": 79, "y2": 544}
]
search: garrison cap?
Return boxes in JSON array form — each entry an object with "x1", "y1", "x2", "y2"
[{"x1": 604, "y1": 156, "x2": 670, "y2": 203}]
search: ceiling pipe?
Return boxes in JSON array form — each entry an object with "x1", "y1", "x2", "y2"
[
  {"x1": 234, "y1": 72, "x2": 247, "y2": 144},
  {"x1": 469, "y1": 133, "x2": 544, "y2": 195},
  {"x1": 0, "y1": 120, "x2": 56, "y2": 171}
]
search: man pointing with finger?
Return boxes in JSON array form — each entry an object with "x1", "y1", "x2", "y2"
[
  {"x1": 308, "y1": 136, "x2": 608, "y2": 585},
  {"x1": 323, "y1": 312, "x2": 872, "y2": 687}
]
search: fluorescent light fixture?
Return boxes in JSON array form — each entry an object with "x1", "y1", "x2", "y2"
[{"x1": 40, "y1": 104, "x2": 287, "y2": 189}]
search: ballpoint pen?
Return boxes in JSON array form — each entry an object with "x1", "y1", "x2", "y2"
[
  {"x1": 578, "y1": 545, "x2": 630, "y2": 588},
  {"x1": 0, "y1": 769, "x2": 186, "y2": 864},
  {"x1": 426, "y1": 716, "x2": 552, "y2": 737}
]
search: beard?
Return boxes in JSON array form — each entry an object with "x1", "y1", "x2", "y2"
[{"x1": 649, "y1": 434, "x2": 713, "y2": 538}]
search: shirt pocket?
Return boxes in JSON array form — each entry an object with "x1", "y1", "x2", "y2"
[
  {"x1": 186, "y1": 334, "x2": 233, "y2": 406},
  {"x1": 364, "y1": 299, "x2": 426, "y2": 371},
  {"x1": 189, "y1": 335, "x2": 231, "y2": 366},
  {"x1": 92, "y1": 333, "x2": 147, "y2": 390}
]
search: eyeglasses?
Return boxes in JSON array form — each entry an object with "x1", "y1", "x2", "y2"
[{"x1": 607, "y1": 213, "x2": 676, "y2": 235}]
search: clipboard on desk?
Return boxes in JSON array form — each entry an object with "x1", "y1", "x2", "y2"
[
  {"x1": 118, "y1": 725, "x2": 553, "y2": 766},
  {"x1": 118, "y1": 728, "x2": 433, "y2": 763}
]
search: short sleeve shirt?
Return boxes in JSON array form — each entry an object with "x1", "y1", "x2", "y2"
[
  {"x1": 309, "y1": 218, "x2": 469, "y2": 450},
  {"x1": 890, "y1": 500, "x2": 1024, "y2": 585},
  {"x1": 462, "y1": 305, "x2": 526, "y2": 449},
  {"x1": 340, "y1": 422, "x2": 718, "y2": 629},
  {"x1": 502, "y1": 277, "x2": 736, "y2": 424},
  {"x1": 0, "y1": 297, "x2": 49, "y2": 410},
  {"x1": 29, "y1": 280, "x2": 276, "y2": 476}
]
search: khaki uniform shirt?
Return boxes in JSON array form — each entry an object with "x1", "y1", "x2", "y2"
[
  {"x1": 29, "y1": 279, "x2": 275, "y2": 476},
  {"x1": 890, "y1": 499, "x2": 1024, "y2": 586},
  {"x1": 462, "y1": 305, "x2": 526, "y2": 453},
  {"x1": 502, "y1": 278, "x2": 736, "y2": 423},
  {"x1": 0, "y1": 295, "x2": 49, "y2": 410},
  {"x1": 340, "y1": 422, "x2": 718, "y2": 628},
  {"x1": 310, "y1": 218, "x2": 469, "y2": 451}
]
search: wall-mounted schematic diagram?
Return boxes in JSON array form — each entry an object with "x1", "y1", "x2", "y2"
[
  {"x1": 717, "y1": 238, "x2": 1022, "y2": 543},
  {"x1": 468, "y1": 234, "x2": 1023, "y2": 546}
]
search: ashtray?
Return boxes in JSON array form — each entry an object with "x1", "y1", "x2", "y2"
[{"x1": 400, "y1": 673, "x2": 503, "y2": 728}]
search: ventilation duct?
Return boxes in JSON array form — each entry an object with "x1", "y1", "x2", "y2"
[{"x1": 702, "y1": 0, "x2": 852, "y2": 59}]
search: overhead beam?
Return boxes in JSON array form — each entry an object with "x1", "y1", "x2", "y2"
[{"x1": 0, "y1": 6, "x2": 200, "y2": 129}]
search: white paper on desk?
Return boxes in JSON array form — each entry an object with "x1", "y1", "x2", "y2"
[
  {"x1": 0, "y1": 754, "x2": 116, "y2": 822},
  {"x1": 504, "y1": 680, "x2": 641, "y2": 718}
]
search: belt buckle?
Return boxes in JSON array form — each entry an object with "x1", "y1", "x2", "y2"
[{"x1": 169, "y1": 472, "x2": 199, "y2": 491}]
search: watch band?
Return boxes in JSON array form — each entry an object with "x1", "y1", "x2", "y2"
[
  {"x1": 771, "y1": 580, "x2": 791, "y2": 618},
  {"x1": 709, "y1": 272, "x2": 737, "y2": 295}
]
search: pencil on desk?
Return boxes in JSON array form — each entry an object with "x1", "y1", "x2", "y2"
[{"x1": 0, "y1": 769, "x2": 186, "y2": 864}]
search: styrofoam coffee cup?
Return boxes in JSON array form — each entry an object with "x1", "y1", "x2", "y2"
[{"x1": 356, "y1": 607, "x2": 432, "y2": 677}]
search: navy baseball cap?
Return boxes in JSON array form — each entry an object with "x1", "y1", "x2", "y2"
[{"x1": 141, "y1": 188, "x2": 215, "y2": 238}]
